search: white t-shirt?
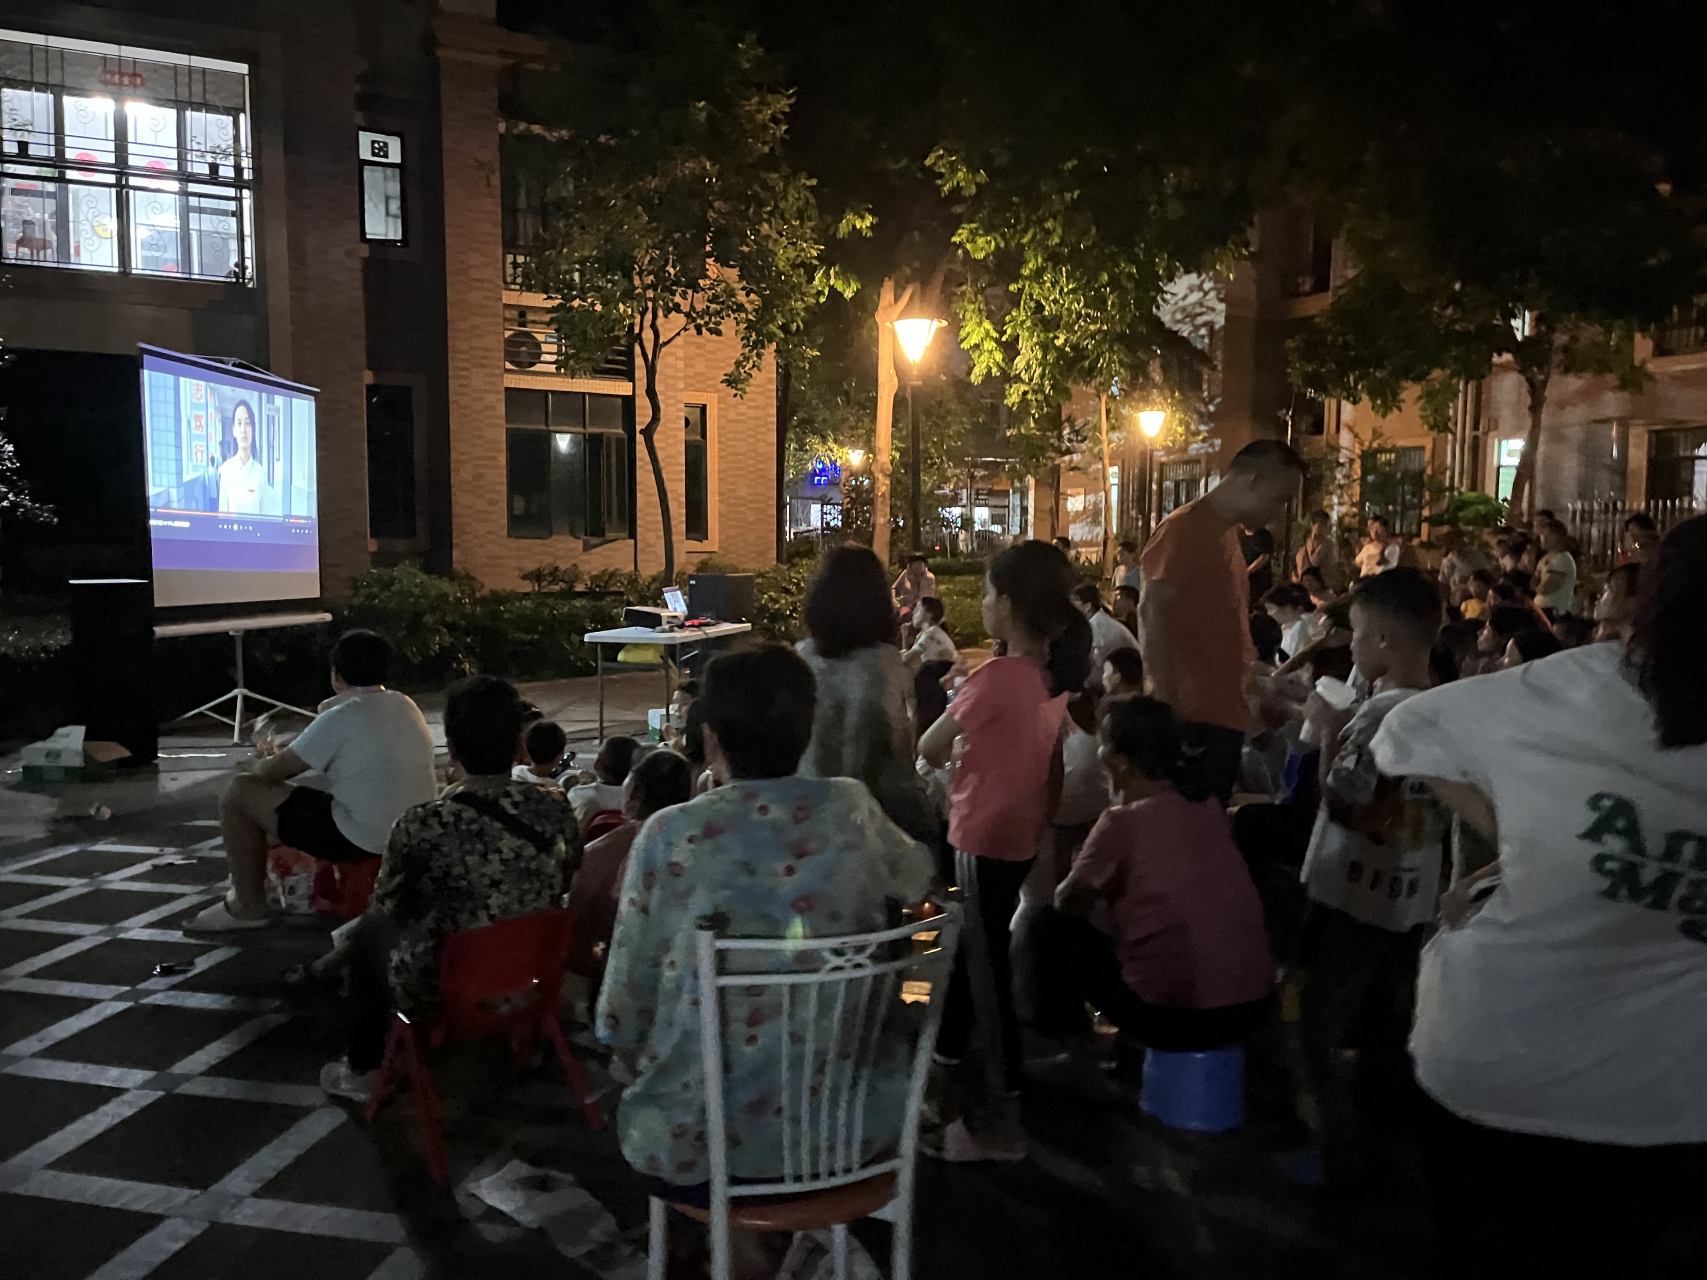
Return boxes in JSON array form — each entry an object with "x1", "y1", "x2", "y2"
[
  {"x1": 1301, "y1": 686, "x2": 1445, "y2": 932},
  {"x1": 1373, "y1": 642, "x2": 1707, "y2": 1144},
  {"x1": 906, "y1": 622, "x2": 959, "y2": 666},
  {"x1": 289, "y1": 689, "x2": 438, "y2": 853},
  {"x1": 1053, "y1": 723, "x2": 1109, "y2": 827},
  {"x1": 1535, "y1": 549, "x2": 1578, "y2": 612},
  {"x1": 1088, "y1": 609, "x2": 1140, "y2": 677},
  {"x1": 1354, "y1": 539, "x2": 1401, "y2": 577},
  {"x1": 218, "y1": 453, "x2": 265, "y2": 514},
  {"x1": 568, "y1": 780, "x2": 628, "y2": 825},
  {"x1": 1280, "y1": 613, "x2": 1323, "y2": 661}
]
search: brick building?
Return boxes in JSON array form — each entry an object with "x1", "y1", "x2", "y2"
[{"x1": 0, "y1": 0, "x2": 777, "y2": 606}]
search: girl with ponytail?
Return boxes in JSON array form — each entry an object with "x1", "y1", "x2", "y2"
[{"x1": 917, "y1": 540, "x2": 1090, "y2": 1162}]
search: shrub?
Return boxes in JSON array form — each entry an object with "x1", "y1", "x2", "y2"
[
  {"x1": 935, "y1": 576, "x2": 989, "y2": 647},
  {"x1": 519, "y1": 563, "x2": 584, "y2": 593}
]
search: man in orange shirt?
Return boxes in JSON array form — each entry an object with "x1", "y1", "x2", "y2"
[{"x1": 1138, "y1": 440, "x2": 1308, "y2": 803}]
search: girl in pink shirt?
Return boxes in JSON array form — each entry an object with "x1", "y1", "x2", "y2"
[{"x1": 917, "y1": 540, "x2": 1091, "y2": 1162}]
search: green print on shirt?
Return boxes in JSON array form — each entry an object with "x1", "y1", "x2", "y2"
[{"x1": 1579, "y1": 792, "x2": 1707, "y2": 943}]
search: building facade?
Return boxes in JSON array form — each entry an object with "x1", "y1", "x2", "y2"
[{"x1": 0, "y1": 0, "x2": 777, "y2": 606}]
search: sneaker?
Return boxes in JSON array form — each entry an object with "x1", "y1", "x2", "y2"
[
  {"x1": 184, "y1": 892, "x2": 271, "y2": 933},
  {"x1": 938, "y1": 1116, "x2": 1027, "y2": 1163},
  {"x1": 319, "y1": 1059, "x2": 378, "y2": 1104}
]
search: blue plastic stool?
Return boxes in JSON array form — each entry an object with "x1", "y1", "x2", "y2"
[{"x1": 1139, "y1": 1046, "x2": 1246, "y2": 1132}]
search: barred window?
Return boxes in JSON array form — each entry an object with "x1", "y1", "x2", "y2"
[{"x1": 0, "y1": 29, "x2": 252, "y2": 282}]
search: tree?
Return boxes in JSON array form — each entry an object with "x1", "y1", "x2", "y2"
[
  {"x1": 942, "y1": 153, "x2": 1235, "y2": 568},
  {"x1": 517, "y1": 26, "x2": 832, "y2": 582}
]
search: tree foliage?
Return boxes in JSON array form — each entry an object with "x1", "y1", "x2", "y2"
[{"x1": 515, "y1": 16, "x2": 835, "y2": 580}]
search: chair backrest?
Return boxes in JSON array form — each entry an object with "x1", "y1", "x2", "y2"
[
  {"x1": 692, "y1": 905, "x2": 962, "y2": 1200},
  {"x1": 436, "y1": 907, "x2": 576, "y2": 1041},
  {"x1": 583, "y1": 809, "x2": 627, "y2": 843}
]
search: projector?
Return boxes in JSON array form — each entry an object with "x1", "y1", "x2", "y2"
[{"x1": 623, "y1": 606, "x2": 683, "y2": 630}]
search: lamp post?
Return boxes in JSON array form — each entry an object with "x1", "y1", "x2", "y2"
[
  {"x1": 893, "y1": 317, "x2": 943, "y2": 553},
  {"x1": 1137, "y1": 409, "x2": 1166, "y2": 540}
]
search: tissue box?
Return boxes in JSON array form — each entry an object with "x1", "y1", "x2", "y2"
[
  {"x1": 647, "y1": 708, "x2": 668, "y2": 741},
  {"x1": 20, "y1": 726, "x2": 129, "y2": 783}
]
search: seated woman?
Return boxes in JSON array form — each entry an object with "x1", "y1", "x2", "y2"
[
  {"x1": 1033, "y1": 696, "x2": 1274, "y2": 1054},
  {"x1": 596, "y1": 645, "x2": 935, "y2": 1196},
  {"x1": 567, "y1": 747, "x2": 694, "y2": 985}
]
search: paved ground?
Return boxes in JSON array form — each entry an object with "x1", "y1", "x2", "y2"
[{"x1": 1, "y1": 672, "x2": 1435, "y2": 1280}]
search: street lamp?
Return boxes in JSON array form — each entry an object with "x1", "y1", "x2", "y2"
[
  {"x1": 892, "y1": 316, "x2": 944, "y2": 553},
  {"x1": 1136, "y1": 409, "x2": 1166, "y2": 539},
  {"x1": 846, "y1": 448, "x2": 866, "y2": 468}
]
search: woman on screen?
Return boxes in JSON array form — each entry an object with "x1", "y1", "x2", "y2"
[{"x1": 217, "y1": 399, "x2": 265, "y2": 515}]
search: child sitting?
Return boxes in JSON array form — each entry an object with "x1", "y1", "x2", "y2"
[
  {"x1": 1263, "y1": 583, "x2": 1320, "y2": 662},
  {"x1": 1297, "y1": 566, "x2": 1448, "y2": 1186},
  {"x1": 1102, "y1": 647, "x2": 1145, "y2": 699},
  {"x1": 1460, "y1": 568, "x2": 1495, "y2": 620},
  {"x1": 567, "y1": 736, "x2": 639, "y2": 829},
  {"x1": 1034, "y1": 696, "x2": 1273, "y2": 1054},
  {"x1": 513, "y1": 719, "x2": 571, "y2": 789}
]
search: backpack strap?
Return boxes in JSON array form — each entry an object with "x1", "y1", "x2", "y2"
[{"x1": 450, "y1": 790, "x2": 560, "y2": 858}]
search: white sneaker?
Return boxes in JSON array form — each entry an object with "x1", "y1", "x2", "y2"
[{"x1": 319, "y1": 1059, "x2": 378, "y2": 1104}]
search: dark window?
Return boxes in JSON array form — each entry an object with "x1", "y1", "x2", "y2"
[
  {"x1": 366, "y1": 385, "x2": 416, "y2": 539},
  {"x1": 1361, "y1": 446, "x2": 1428, "y2": 537},
  {"x1": 684, "y1": 404, "x2": 709, "y2": 541},
  {"x1": 359, "y1": 130, "x2": 404, "y2": 244},
  {"x1": 505, "y1": 387, "x2": 631, "y2": 539},
  {"x1": 1646, "y1": 427, "x2": 1707, "y2": 509},
  {"x1": 1158, "y1": 460, "x2": 1204, "y2": 517}
]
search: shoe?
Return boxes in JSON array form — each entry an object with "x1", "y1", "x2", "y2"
[
  {"x1": 938, "y1": 1116, "x2": 1027, "y2": 1163},
  {"x1": 319, "y1": 1058, "x2": 378, "y2": 1104},
  {"x1": 184, "y1": 892, "x2": 271, "y2": 933}
]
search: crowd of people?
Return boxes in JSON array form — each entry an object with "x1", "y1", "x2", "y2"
[{"x1": 186, "y1": 445, "x2": 1704, "y2": 1276}]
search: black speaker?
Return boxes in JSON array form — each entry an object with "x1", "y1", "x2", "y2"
[
  {"x1": 69, "y1": 579, "x2": 157, "y2": 764},
  {"x1": 687, "y1": 573, "x2": 755, "y2": 623}
]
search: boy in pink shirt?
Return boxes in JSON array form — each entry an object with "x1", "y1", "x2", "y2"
[{"x1": 918, "y1": 541, "x2": 1091, "y2": 1162}]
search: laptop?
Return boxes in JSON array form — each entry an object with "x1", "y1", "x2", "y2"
[{"x1": 663, "y1": 586, "x2": 687, "y2": 615}]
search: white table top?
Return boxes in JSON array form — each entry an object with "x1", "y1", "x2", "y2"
[{"x1": 583, "y1": 622, "x2": 752, "y2": 645}]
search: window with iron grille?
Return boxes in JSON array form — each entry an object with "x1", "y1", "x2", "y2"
[
  {"x1": 1158, "y1": 459, "x2": 1204, "y2": 517},
  {"x1": 1360, "y1": 446, "x2": 1428, "y2": 537},
  {"x1": 0, "y1": 29, "x2": 252, "y2": 282}
]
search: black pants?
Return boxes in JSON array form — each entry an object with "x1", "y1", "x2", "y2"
[
  {"x1": 1418, "y1": 1090, "x2": 1707, "y2": 1279},
  {"x1": 1177, "y1": 721, "x2": 1246, "y2": 806},
  {"x1": 347, "y1": 912, "x2": 400, "y2": 1072},
  {"x1": 936, "y1": 853, "x2": 1033, "y2": 1092},
  {"x1": 1297, "y1": 906, "x2": 1424, "y2": 1181},
  {"x1": 1032, "y1": 907, "x2": 1269, "y2": 1050}
]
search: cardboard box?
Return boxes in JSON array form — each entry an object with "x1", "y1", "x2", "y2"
[
  {"x1": 647, "y1": 708, "x2": 668, "y2": 741},
  {"x1": 18, "y1": 727, "x2": 130, "y2": 784}
]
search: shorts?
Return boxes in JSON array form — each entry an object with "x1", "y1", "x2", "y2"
[{"x1": 275, "y1": 786, "x2": 374, "y2": 864}]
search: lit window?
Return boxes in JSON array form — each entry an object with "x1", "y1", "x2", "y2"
[
  {"x1": 0, "y1": 30, "x2": 251, "y2": 282},
  {"x1": 505, "y1": 388, "x2": 632, "y2": 539},
  {"x1": 358, "y1": 130, "x2": 403, "y2": 244}
]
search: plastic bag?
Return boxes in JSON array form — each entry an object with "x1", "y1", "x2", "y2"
[
  {"x1": 265, "y1": 844, "x2": 318, "y2": 915},
  {"x1": 777, "y1": 1229, "x2": 882, "y2": 1280}
]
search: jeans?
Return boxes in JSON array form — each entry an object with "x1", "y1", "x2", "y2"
[
  {"x1": 1031, "y1": 907, "x2": 1269, "y2": 1050},
  {"x1": 935, "y1": 852, "x2": 1034, "y2": 1093}
]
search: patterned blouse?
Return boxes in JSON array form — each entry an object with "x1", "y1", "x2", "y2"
[
  {"x1": 596, "y1": 775, "x2": 935, "y2": 1185},
  {"x1": 371, "y1": 777, "x2": 582, "y2": 1009}
]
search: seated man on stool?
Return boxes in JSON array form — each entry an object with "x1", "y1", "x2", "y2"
[
  {"x1": 320, "y1": 674, "x2": 581, "y2": 1102},
  {"x1": 188, "y1": 629, "x2": 437, "y2": 932}
]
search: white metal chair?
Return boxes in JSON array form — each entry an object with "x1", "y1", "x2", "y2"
[{"x1": 646, "y1": 906, "x2": 962, "y2": 1280}]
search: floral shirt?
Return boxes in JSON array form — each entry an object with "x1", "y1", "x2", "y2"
[
  {"x1": 371, "y1": 777, "x2": 581, "y2": 1009},
  {"x1": 596, "y1": 775, "x2": 935, "y2": 1185}
]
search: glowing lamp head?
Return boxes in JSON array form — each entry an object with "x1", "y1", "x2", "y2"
[
  {"x1": 1138, "y1": 409, "x2": 1166, "y2": 438},
  {"x1": 893, "y1": 317, "x2": 943, "y2": 367},
  {"x1": 846, "y1": 448, "x2": 866, "y2": 468}
]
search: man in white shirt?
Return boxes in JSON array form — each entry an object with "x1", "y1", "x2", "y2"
[
  {"x1": 188, "y1": 629, "x2": 438, "y2": 932},
  {"x1": 1072, "y1": 583, "x2": 1139, "y2": 687},
  {"x1": 1353, "y1": 516, "x2": 1402, "y2": 577},
  {"x1": 891, "y1": 554, "x2": 937, "y2": 613}
]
